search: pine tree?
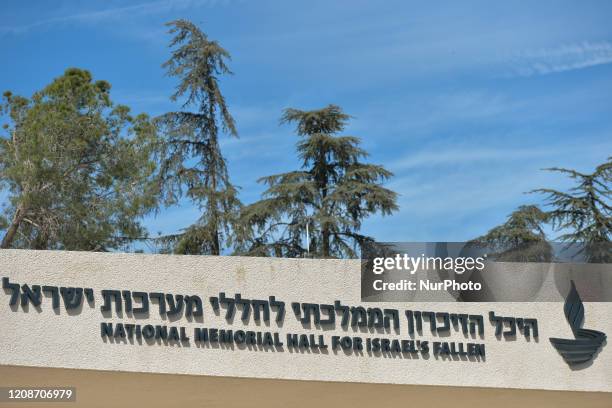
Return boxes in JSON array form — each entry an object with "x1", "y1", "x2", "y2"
[
  {"x1": 156, "y1": 19, "x2": 241, "y2": 255},
  {"x1": 0, "y1": 68, "x2": 158, "y2": 250},
  {"x1": 470, "y1": 205, "x2": 552, "y2": 261},
  {"x1": 533, "y1": 158, "x2": 611, "y2": 262},
  {"x1": 240, "y1": 105, "x2": 398, "y2": 258}
]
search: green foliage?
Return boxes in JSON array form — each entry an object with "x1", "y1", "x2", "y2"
[
  {"x1": 0, "y1": 68, "x2": 158, "y2": 250},
  {"x1": 470, "y1": 205, "x2": 552, "y2": 262},
  {"x1": 156, "y1": 19, "x2": 241, "y2": 255},
  {"x1": 240, "y1": 105, "x2": 398, "y2": 258},
  {"x1": 472, "y1": 158, "x2": 611, "y2": 263},
  {"x1": 533, "y1": 158, "x2": 611, "y2": 262}
]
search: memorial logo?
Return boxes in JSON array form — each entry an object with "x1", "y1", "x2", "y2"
[{"x1": 549, "y1": 281, "x2": 606, "y2": 367}]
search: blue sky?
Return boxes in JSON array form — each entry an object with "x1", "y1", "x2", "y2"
[{"x1": 1, "y1": 0, "x2": 611, "y2": 244}]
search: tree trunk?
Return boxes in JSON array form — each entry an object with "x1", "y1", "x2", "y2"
[
  {"x1": 211, "y1": 227, "x2": 220, "y2": 255},
  {"x1": 322, "y1": 228, "x2": 330, "y2": 258},
  {"x1": 1, "y1": 204, "x2": 25, "y2": 249}
]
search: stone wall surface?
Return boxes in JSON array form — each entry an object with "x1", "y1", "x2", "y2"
[{"x1": 0, "y1": 249, "x2": 610, "y2": 392}]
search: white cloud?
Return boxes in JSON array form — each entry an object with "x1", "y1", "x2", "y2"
[
  {"x1": 389, "y1": 137, "x2": 612, "y2": 171},
  {"x1": 389, "y1": 147, "x2": 549, "y2": 170},
  {"x1": 0, "y1": 0, "x2": 224, "y2": 35},
  {"x1": 511, "y1": 41, "x2": 612, "y2": 77}
]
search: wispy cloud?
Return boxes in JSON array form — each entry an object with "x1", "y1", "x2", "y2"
[
  {"x1": 0, "y1": 0, "x2": 222, "y2": 35},
  {"x1": 390, "y1": 147, "x2": 550, "y2": 170},
  {"x1": 510, "y1": 41, "x2": 612, "y2": 77},
  {"x1": 389, "y1": 138, "x2": 612, "y2": 171}
]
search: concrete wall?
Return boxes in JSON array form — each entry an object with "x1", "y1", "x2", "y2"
[{"x1": 0, "y1": 249, "x2": 611, "y2": 393}]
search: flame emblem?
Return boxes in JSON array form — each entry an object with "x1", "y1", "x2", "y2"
[{"x1": 549, "y1": 281, "x2": 606, "y2": 366}]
